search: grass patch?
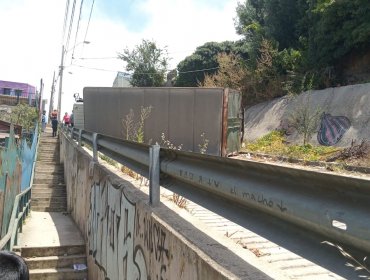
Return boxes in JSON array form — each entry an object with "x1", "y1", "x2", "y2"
[{"x1": 243, "y1": 131, "x2": 339, "y2": 162}]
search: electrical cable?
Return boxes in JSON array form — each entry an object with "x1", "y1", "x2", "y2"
[
  {"x1": 62, "y1": 0, "x2": 70, "y2": 44},
  {"x1": 72, "y1": 64, "x2": 219, "y2": 75},
  {"x1": 71, "y1": 0, "x2": 85, "y2": 62},
  {"x1": 83, "y1": 0, "x2": 95, "y2": 45},
  {"x1": 65, "y1": 0, "x2": 77, "y2": 51}
]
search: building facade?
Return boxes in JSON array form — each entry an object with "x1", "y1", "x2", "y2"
[{"x1": 0, "y1": 80, "x2": 36, "y2": 98}]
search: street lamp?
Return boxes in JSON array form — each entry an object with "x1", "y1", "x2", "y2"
[{"x1": 57, "y1": 41, "x2": 90, "y2": 121}]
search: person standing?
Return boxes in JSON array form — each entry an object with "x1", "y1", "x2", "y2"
[
  {"x1": 50, "y1": 109, "x2": 57, "y2": 121},
  {"x1": 62, "y1": 112, "x2": 70, "y2": 126},
  {"x1": 51, "y1": 117, "x2": 58, "y2": 137},
  {"x1": 41, "y1": 110, "x2": 47, "y2": 132}
]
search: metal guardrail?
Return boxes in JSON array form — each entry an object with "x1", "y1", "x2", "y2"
[{"x1": 62, "y1": 126, "x2": 370, "y2": 254}]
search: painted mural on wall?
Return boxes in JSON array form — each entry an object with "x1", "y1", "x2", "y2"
[
  {"x1": 21, "y1": 124, "x2": 39, "y2": 190},
  {"x1": 317, "y1": 113, "x2": 351, "y2": 146},
  {"x1": 87, "y1": 179, "x2": 170, "y2": 280},
  {"x1": 0, "y1": 127, "x2": 22, "y2": 238}
]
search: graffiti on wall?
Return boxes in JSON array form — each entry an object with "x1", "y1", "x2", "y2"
[
  {"x1": 87, "y1": 179, "x2": 169, "y2": 280},
  {"x1": 317, "y1": 113, "x2": 351, "y2": 146},
  {"x1": 0, "y1": 127, "x2": 22, "y2": 238}
]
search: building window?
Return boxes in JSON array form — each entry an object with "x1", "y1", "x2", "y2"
[
  {"x1": 15, "y1": 89, "x2": 22, "y2": 97},
  {"x1": 3, "y1": 88, "x2": 11, "y2": 95}
]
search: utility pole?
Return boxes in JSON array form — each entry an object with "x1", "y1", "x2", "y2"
[
  {"x1": 49, "y1": 72, "x2": 55, "y2": 123},
  {"x1": 57, "y1": 45, "x2": 65, "y2": 121}
]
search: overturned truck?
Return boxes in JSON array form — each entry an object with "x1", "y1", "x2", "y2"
[{"x1": 83, "y1": 87, "x2": 242, "y2": 156}]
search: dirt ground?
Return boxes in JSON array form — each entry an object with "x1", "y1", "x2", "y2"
[{"x1": 234, "y1": 152, "x2": 370, "y2": 179}]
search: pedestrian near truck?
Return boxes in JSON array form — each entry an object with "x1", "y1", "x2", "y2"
[{"x1": 62, "y1": 112, "x2": 70, "y2": 126}]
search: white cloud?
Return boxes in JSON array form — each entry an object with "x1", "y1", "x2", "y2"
[{"x1": 0, "y1": 0, "x2": 241, "y2": 115}]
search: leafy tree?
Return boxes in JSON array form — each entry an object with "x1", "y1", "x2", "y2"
[
  {"x1": 0, "y1": 103, "x2": 38, "y2": 132},
  {"x1": 175, "y1": 41, "x2": 245, "y2": 87},
  {"x1": 202, "y1": 52, "x2": 248, "y2": 91},
  {"x1": 288, "y1": 93, "x2": 323, "y2": 145},
  {"x1": 307, "y1": 0, "x2": 370, "y2": 68},
  {"x1": 202, "y1": 40, "x2": 287, "y2": 106},
  {"x1": 118, "y1": 39, "x2": 169, "y2": 87},
  {"x1": 235, "y1": 0, "x2": 307, "y2": 50}
]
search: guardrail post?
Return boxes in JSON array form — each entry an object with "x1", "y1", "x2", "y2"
[
  {"x1": 92, "y1": 133, "x2": 98, "y2": 162},
  {"x1": 78, "y1": 129, "x2": 82, "y2": 146},
  {"x1": 149, "y1": 144, "x2": 160, "y2": 206}
]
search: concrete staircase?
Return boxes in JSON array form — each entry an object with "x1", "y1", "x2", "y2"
[
  {"x1": 18, "y1": 129, "x2": 88, "y2": 280},
  {"x1": 22, "y1": 244, "x2": 87, "y2": 280},
  {"x1": 32, "y1": 136, "x2": 67, "y2": 212}
]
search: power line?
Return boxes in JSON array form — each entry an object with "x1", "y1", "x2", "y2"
[
  {"x1": 178, "y1": 67, "x2": 219, "y2": 74},
  {"x1": 75, "y1": 56, "x2": 118, "y2": 60},
  {"x1": 72, "y1": 64, "x2": 219, "y2": 75},
  {"x1": 62, "y1": 0, "x2": 70, "y2": 44},
  {"x1": 71, "y1": 0, "x2": 85, "y2": 61},
  {"x1": 65, "y1": 0, "x2": 77, "y2": 50},
  {"x1": 83, "y1": 0, "x2": 95, "y2": 44},
  {"x1": 73, "y1": 64, "x2": 119, "y2": 72}
]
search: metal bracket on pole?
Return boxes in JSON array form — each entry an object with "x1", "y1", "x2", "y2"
[
  {"x1": 149, "y1": 144, "x2": 160, "y2": 206},
  {"x1": 78, "y1": 129, "x2": 82, "y2": 146},
  {"x1": 92, "y1": 133, "x2": 98, "y2": 162}
]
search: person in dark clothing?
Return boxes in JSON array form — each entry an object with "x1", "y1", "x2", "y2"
[
  {"x1": 51, "y1": 118, "x2": 58, "y2": 137},
  {"x1": 0, "y1": 251, "x2": 29, "y2": 280}
]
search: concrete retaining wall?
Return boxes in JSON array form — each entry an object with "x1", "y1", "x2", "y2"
[
  {"x1": 59, "y1": 133, "x2": 271, "y2": 279},
  {"x1": 244, "y1": 83, "x2": 370, "y2": 146}
]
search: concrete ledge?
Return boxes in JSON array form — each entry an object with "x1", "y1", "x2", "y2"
[{"x1": 61, "y1": 133, "x2": 279, "y2": 280}]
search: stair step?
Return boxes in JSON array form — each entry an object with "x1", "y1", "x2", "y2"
[
  {"x1": 38, "y1": 156, "x2": 60, "y2": 160},
  {"x1": 32, "y1": 200, "x2": 66, "y2": 207},
  {"x1": 34, "y1": 175, "x2": 64, "y2": 181},
  {"x1": 36, "y1": 165, "x2": 64, "y2": 172},
  {"x1": 32, "y1": 189, "x2": 66, "y2": 196},
  {"x1": 21, "y1": 245, "x2": 85, "y2": 258},
  {"x1": 35, "y1": 166, "x2": 63, "y2": 171},
  {"x1": 25, "y1": 254, "x2": 87, "y2": 270},
  {"x1": 32, "y1": 196, "x2": 67, "y2": 203},
  {"x1": 37, "y1": 160, "x2": 61, "y2": 163},
  {"x1": 29, "y1": 267, "x2": 87, "y2": 280},
  {"x1": 32, "y1": 206, "x2": 67, "y2": 212},
  {"x1": 33, "y1": 178, "x2": 64, "y2": 184},
  {"x1": 32, "y1": 183, "x2": 66, "y2": 189}
]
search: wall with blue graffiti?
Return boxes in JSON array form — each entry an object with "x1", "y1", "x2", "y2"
[
  {"x1": 21, "y1": 124, "x2": 39, "y2": 190},
  {"x1": 0, "y1": 123, "x2": 38, "y2": 239},
  {"x1": 244, "y1": 83, "x2": 370, "y2": 147},
  {"x1": 0, "y1": 127, "x2": 22, "y2": 239}
]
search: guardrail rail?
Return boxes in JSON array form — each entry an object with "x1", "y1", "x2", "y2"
[{"x1": 63, "y1": 126, "x2": 370, "y2": 255}]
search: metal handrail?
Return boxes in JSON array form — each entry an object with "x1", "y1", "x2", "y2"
[
  {"x1": 60, "y1": 126, "x2": 370, "y2": 254},
  {"x1": 0, "y1": 187, "x2": 32, "y2": 250},
  {"x1": 0, "y1": 128, "x2": 40, "y2": 250}
]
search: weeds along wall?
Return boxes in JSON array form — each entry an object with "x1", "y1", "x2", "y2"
[
  {"x1": 83, "y1": 87, "x2": 242, "y2": 156},
  {"x1": 59, "y1": 132, "x2": 266, "y2": 280}
]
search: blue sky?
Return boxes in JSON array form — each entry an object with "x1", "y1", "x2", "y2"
[
  {"x1": 96, "y1": 0, "x2": 150, "y2": 32},
  {"x1": 0, "y1": 0, "x2": 240, "y2": 114}
]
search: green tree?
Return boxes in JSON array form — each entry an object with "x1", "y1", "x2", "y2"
[
  {"x1": 235, "y1": 0, "x2": 307, "y2": 50},
  {"x1": 307, "y1": 0, "x2": 370, "y2": 68},
  {"x1": 175, "y1": 41, "x2": 245, "y2": 87},
  {"x1": 118, "y1": 39, "x2": 169, "y2": 87},
  {"x1": 0, "y1": 103, "x2": 39, "y2": 132}
]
